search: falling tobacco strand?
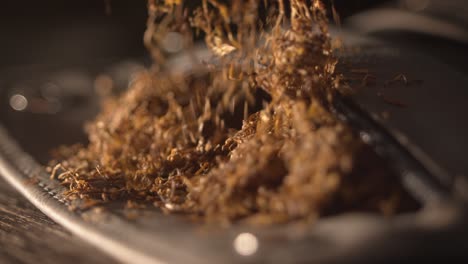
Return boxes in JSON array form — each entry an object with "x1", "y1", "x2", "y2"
[{"x1": 47, "y1": 0, "x2": 417, "y2": 224}]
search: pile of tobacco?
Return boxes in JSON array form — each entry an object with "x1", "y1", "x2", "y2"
[{"x1": 48, "y1": 0, "x2": 416, "y2": 224}]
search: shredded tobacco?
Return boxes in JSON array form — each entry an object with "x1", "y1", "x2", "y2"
[{"x1": 48, "y1": 0, "x2": 416, "y2": 224}]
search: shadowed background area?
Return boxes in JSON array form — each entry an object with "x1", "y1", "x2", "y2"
[
  {"x1": 1, "y1": 0, "x2": 467, "y2": 69},
  {"x1": 0, "y1": 0, "x2": 148, "y2": 67},
  {"x1": 0, "y1": 0, "x2": 396, "y2": 68}
]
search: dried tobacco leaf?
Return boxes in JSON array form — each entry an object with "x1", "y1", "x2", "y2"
[{"x1": 48, "y1": 0, "x2": 417, "y2": 224}]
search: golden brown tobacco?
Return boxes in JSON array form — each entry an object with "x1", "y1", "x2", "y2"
[{"x1": 48, "y1": 0, "x2": 416, "y2": 224}]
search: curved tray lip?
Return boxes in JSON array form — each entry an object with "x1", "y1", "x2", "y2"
[
  {"x1": 0, "y1": 125, "x2": 163, "y2": 264},
  {"x1": 346, "y1": 7, "x2": 468, "y2": 44}
]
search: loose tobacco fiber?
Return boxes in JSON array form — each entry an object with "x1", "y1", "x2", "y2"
[{"x1": 48, "y1": 0, "x2": 417, "y2": 224}]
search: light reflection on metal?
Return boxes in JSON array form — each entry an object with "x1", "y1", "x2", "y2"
[
  {"x1": 40, "y1": 82, "x2": 61, "y2": 100},
  {"x1": 233, "y1": 232, "x2": 258, "y2": 256},
  {"x1": 9, "y1": 94, "x2": 28, "y2": 111},
  {"x1": 359, "y1": 132, "x2": 371, "y2": 144}
]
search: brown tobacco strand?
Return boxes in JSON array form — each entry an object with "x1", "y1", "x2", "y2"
[{"x1": 47, "y1": 0, "x2": 417, "y2": 224}]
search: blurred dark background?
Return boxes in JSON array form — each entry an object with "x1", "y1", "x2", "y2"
[
  {"x1": 0, "y1": 0, "x2": 391, "y2": 68},
  {"x1": 1, "y1": 0, "x2": 468, "y2": 69},
  {"x1": 0, "y1": 0, "x2": 148, "y2": 67}
]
